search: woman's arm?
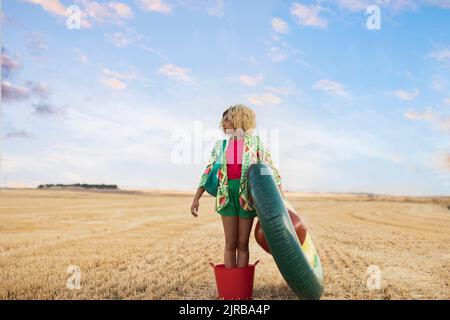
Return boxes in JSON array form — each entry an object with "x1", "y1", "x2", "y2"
[
  {"x1": 192, "y1": 140, "x2": 219, "y2": 217},
  {"x1": 191, "y1": 186, "x2": 205, "y2": 217}
]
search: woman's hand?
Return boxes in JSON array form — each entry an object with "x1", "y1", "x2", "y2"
[
  {"x1": 191, "y1": 199, "x2": 200, "y2": 217},
  {"x1": 191, "y1": 187, "x2": 205, "y2": 217}
]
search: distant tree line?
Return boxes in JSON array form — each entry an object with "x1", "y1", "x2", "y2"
[{"x1": 37, "y1": 183, "x2": 118, "y2": 189}]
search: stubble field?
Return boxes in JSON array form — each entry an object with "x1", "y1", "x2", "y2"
[{"x1": 0, "y1": 189, "x2": 449, "y2": 299}]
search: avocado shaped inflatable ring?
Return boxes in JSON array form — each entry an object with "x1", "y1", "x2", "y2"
[{"x1": 248, "y1": 163, "x2": 324, "y2": 300}]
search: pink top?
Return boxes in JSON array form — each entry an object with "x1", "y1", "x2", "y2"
[{"x1": 226, "y1": 138, "x2": 243, "y2": 180}]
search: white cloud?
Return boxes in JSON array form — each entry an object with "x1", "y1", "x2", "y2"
[
  {"x1": 26, "y1": 81, "x2": 49, "y2": 97},
  {"x1": 1, "y1": 51, "x2": 21, "y2": 77},
  {"x1": 21, "y1": 0, "x2": 67, "y2": 16},
  {"x1": 2, "y1": 100, "x2": 195, "y2": 189},
  {"x1": 248, "y1": 92, "x2": 282, "y2": 106},
  {"x1": 105, "y1": 28, "x2": 167, "y2": 64},
  {"x1": 21, "y1": 0, "x2": 133, "y2": 28},
  {"x1": 1, "y1": 81, "x2": 30, "y2": 101},
  {"x1": 404, "y1": 107, "x2": 450, "y2": 133},
  {"x1": 108, "y1": 1, "x2": 133, "y2": 18},
  {"x1": 269, "y1": 46, "x2": 288, "y2": 62},
  {"x1": 332, "y1": 0, "x2": 419, "y2": 12},
  {"x1": 239, "y1": 73, "x2": 264, "y2": 86},
  {"x1": 0, "y1": 52, "x2": 20, "y2": 69},
  {"x1": 429, "y1": 79, "x2": 444, "y2": 91},
  {"x1": 393, "y1": 89, "x2": 420, "y2": 101},
  {"x1": 322, "y1": 0, "x2": 450, "y2": 17},
  {"x1": 157, "y1": 64, "x2": 196, "y2": 84},
  {"x1": 429, "y1": 49, "x2": 450, "y2": 62},
  {"x1": 101, "y1": 77, "x2": 126, "y2": 90},
  {"x1": 290, "y1": 3, "x2": 327, "y2": 28},
  {"x1": 140, "y1": 44, "x2": 171, "y2": 62},
  {"x1": 173, "y1": 0, "x2": 225, "y2": 17},
  {"x1": 77, "y1": 0, "x2": 133, "y2": 24},
  {"x1": 314, "y1": 79, "x2": 349, "y2": 98},
  {"x1": 265, "y1": 85, "x2": 293, "y2": 96},
  {"x1": 103, "y1": 68, "x2": 136, "y2": 80},
  {"x1": 386, "y1": 0, "x2": 417, "y2": 11},
  {"x1": 1, "y1": 80, "x2": 48, "y2": 102},
  {"x1": 423, "y1": 0, "x2": 450, "y2": 9},
  {"x1": 100, "y1": 68, "x2": 136, "y2": 90},
  {"x1": 271, "y1": 17, "x2": 289, "y2": 34},
  {"x1": 26, "y1": 31, "x2": 48, "y2": 56},
  {"x1": 334, "y1": 0, "x2": 370, "y2": 12},
  {"x1": 138, "y1": 0, "x2": 172, "y2": 14},
  {"x1": 206, "y1": 0, "x2": 225, "y2": 16},
  {"x1": 264, "y1": 16, "x2": 299, "y2": 64},
  {"x1": 268, "y1": 118, "x2": 406, "y2": 194},
  {"x1": 404, "y1": 108, "x2": 435, "y2": 121},
  {"x1": 444, "y1": 97, "x2": 450, "y2": 106},
  {"x1": 106, "y1": 31, "x2": 134, "y2": 47}
]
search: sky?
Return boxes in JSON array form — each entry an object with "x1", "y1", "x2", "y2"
[{"x1": 1, "y1": 0, "x2": 449, "y2": 196}]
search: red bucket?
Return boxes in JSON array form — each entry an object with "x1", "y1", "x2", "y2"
[{"x1": 210, "y1": 260, "x2": 260, "y2": 300}]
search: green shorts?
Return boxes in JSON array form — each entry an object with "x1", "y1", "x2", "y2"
[{"x1": 217, "y1": 179, "x2": 257, "y2": 219}]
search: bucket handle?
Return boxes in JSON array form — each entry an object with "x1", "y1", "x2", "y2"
[{"x1": 209, "y1": 261, "x2": 259, "y2": 267}]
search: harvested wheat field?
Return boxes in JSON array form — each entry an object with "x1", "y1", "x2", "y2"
[{"x1": 0, "y1": 188, "x2": 449, "y2": 300}]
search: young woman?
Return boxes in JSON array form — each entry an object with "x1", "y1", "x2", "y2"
[{"x1": 190, "y1": 104, "x2": 286, "y2": 268}]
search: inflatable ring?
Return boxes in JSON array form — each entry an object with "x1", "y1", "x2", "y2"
[{"x1": 247, "y1": 163, "x2": 324, "y2": 300}]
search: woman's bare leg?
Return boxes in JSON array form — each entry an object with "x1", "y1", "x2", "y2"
[
  {"x1": 221, "y1": 215, "x2": 239, "y2": 268},
  {"x1": 237, "y1": 217, "x2": 254, "y2": 267}
]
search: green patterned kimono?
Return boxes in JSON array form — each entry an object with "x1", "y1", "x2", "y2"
[{"x1": 198, "y1": 133, "x2": 282, "y2": 213}]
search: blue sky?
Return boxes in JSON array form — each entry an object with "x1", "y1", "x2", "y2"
[{"x1": 1, "y1": 0, "x2": 449, "y2": 195}]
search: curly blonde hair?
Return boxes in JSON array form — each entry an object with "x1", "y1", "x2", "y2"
[{"x1": 220, "y1": 104, "x2": 256, "y2": 133}]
